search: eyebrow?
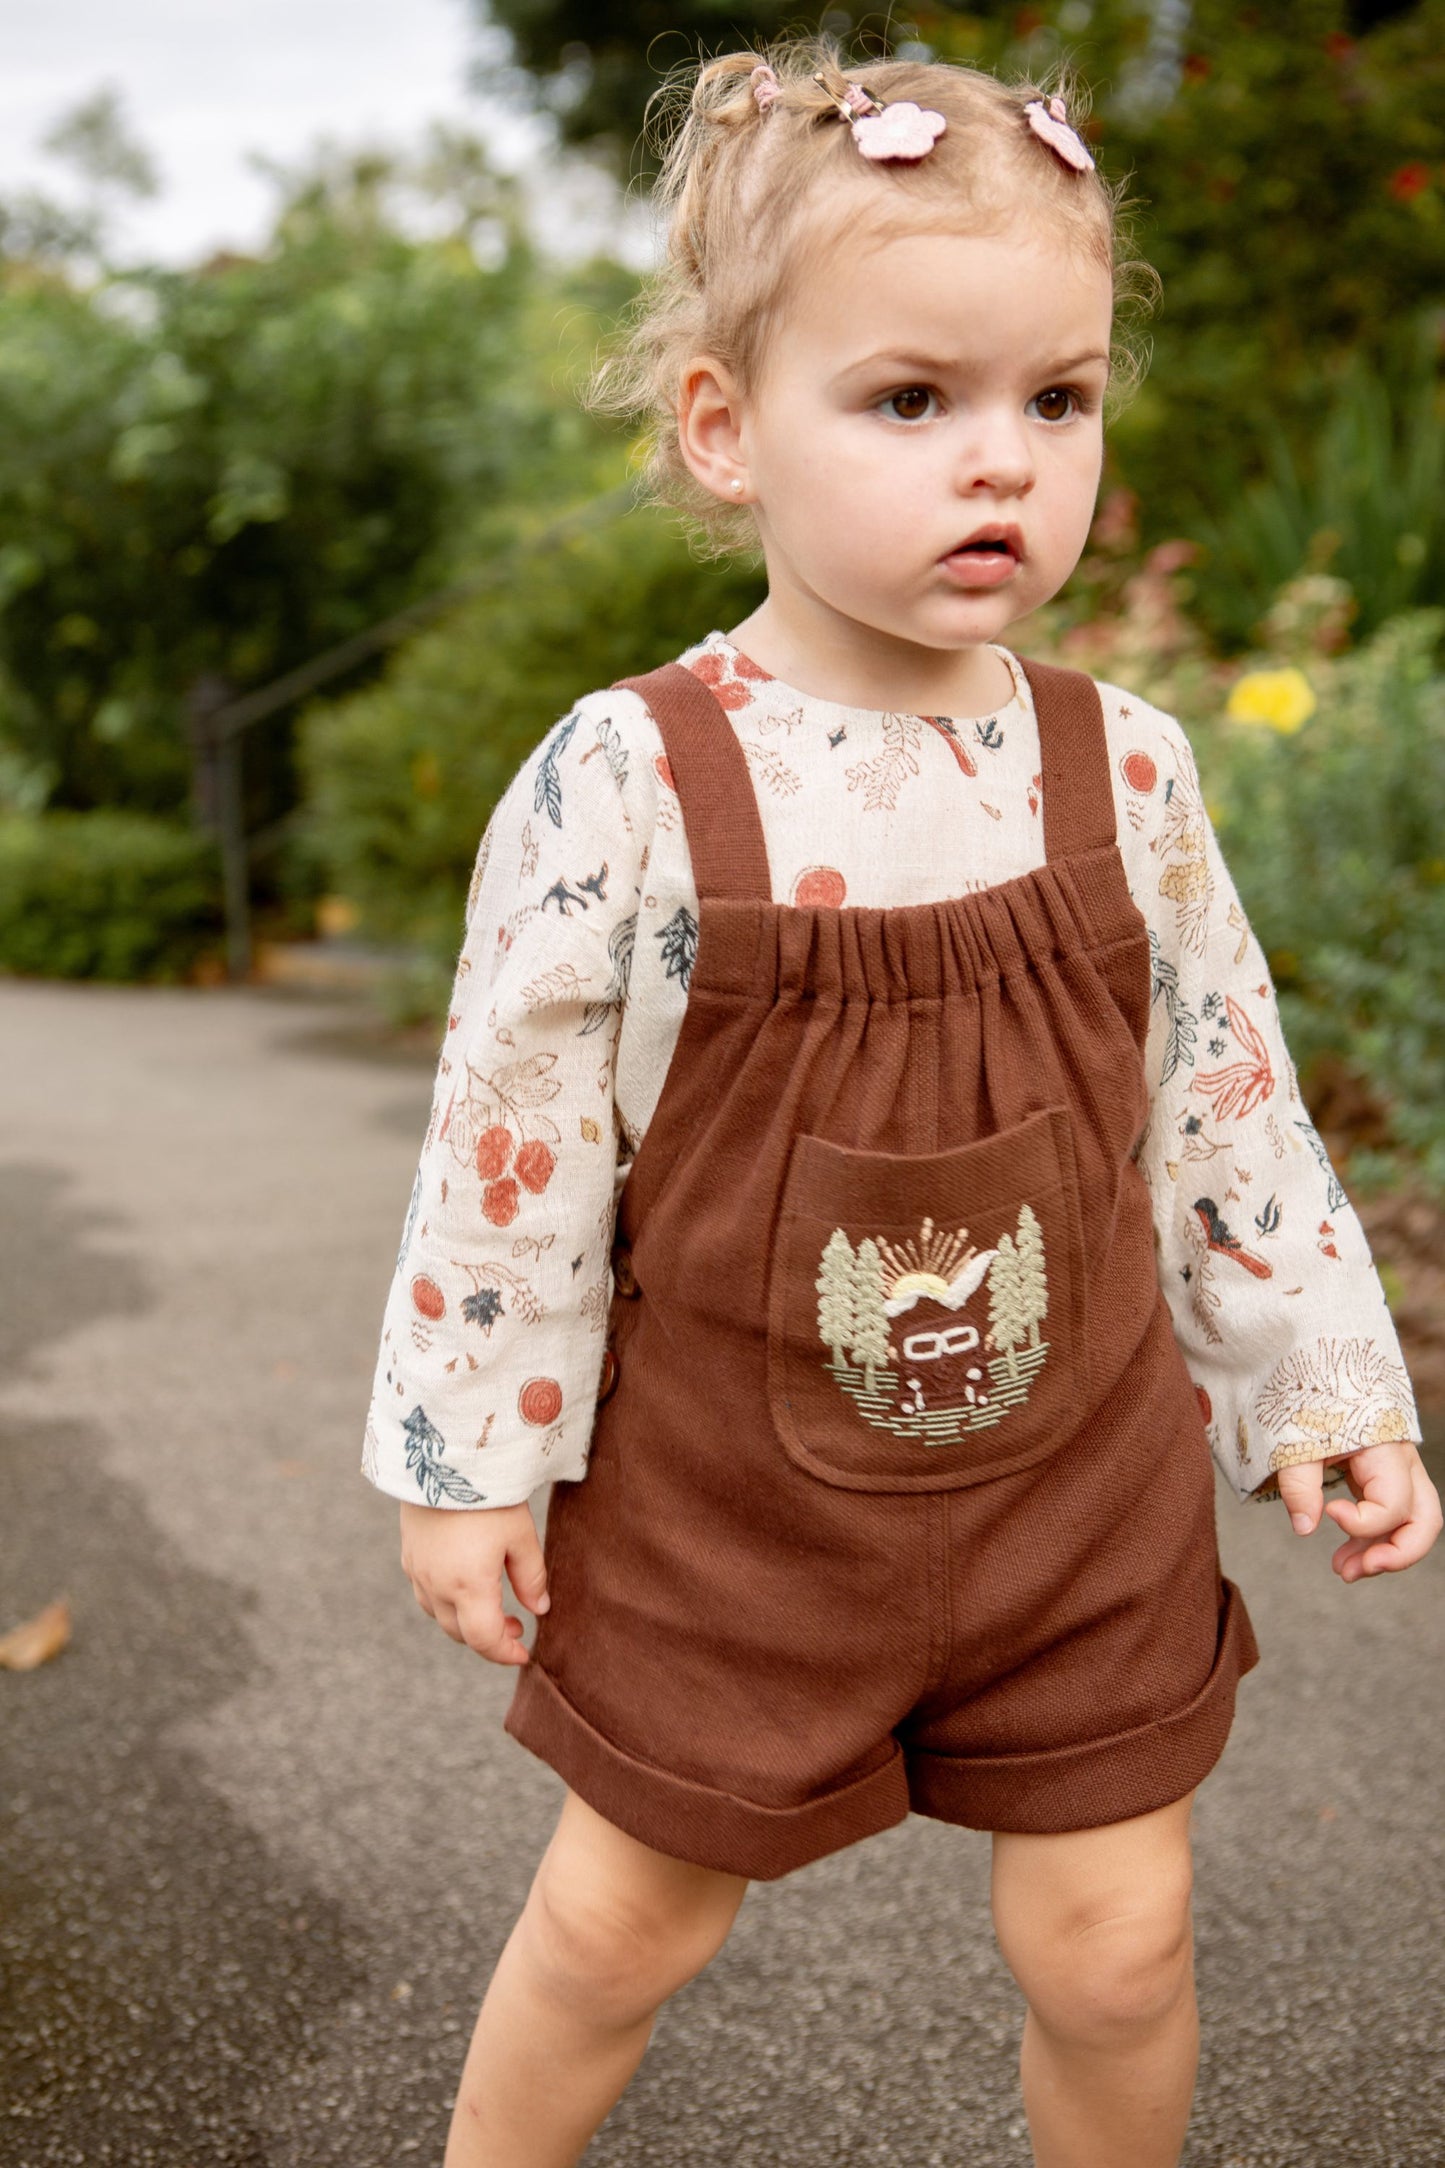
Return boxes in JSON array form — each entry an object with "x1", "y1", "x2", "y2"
[{"x1": 839, "y1": 347, "x2": 1112, "y2": 379}]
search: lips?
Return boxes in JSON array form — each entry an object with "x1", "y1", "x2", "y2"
[{"x1": 946, "y1": 523, "x2": 1025, "y2": 562}]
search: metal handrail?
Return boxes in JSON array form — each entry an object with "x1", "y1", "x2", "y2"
[{"x1": 187, "y1": 481, "x2": 637, "y2": 979}]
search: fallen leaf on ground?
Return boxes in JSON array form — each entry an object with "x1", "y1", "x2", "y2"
[{"x1": 0, "y1": 1598, "x2": 72, "y2": 1670}]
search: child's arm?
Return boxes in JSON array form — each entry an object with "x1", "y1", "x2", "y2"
[
  {"x1": 360, "y1": 687, "x2": 657, "y2": 1563},
  {"x1": 1112, "y1": 694, "x2": 1440, "y2": 1574}
]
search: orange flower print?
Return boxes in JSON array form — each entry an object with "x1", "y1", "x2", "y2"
[
  {"x1": 792, "y1": 866, "x2": 847, "y2": 907},
  {"x1": 1192, "y1": 997, "x2": 1275, "y2": 1123}
]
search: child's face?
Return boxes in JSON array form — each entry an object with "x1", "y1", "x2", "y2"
[{"x1": 733, "y1": 218, "x2": 1112, "y2": 662}]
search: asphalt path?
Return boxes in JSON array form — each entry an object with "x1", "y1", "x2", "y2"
[{"x1": 2, "y1": 979, "x2": 1442, "y2": 2168}]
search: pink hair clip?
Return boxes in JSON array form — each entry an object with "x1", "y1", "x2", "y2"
[
  {"x1": 1023, "y1": 96, "x2": 1095, "y2": 172},
  {"x1": 815, "y1": 74, "x2": 947, "y2": 163},
  {"x1": 750, "y1": 64, "x2": 782, "y2": 114}
]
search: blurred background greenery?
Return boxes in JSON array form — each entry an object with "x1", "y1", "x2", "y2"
[{"x1": 2, "y1": 0, "x2": 1443, "y2": 1210}]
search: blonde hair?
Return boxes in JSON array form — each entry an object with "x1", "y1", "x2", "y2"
[{"x1": 589, "y1": 36, "x2": 1161, "y2": 553}]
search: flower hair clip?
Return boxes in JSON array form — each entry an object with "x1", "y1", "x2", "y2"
[
  {"x1": 811, "y1": 72, "x2": 947, "y2": 163},
  {"x1": 1023, "y1": 96, "x2": 1095, "y2": 172}
]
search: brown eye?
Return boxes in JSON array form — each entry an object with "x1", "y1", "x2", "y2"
[
  {"x1": 1034, "y1": 386, "x2": 1078, "y2": 422},
  {"x1": 887, "y1": 386, "x2": 935, "y2": 421}
]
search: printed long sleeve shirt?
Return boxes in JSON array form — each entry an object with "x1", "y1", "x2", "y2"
[{"x1": 362, "y1": 632, "x2": 1421, "y2": 1513}]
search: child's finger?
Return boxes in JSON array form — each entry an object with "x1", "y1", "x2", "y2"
[
  {"x1": 506, "y1": 1524, "x2": 551, "y2": 1616},
  {"x1": 1275, "y1": 1461, "x2": 1325, "y2": 1534},
  {"x1": 455, "y1": 1591, "x2": 532, "y2": 1665}
]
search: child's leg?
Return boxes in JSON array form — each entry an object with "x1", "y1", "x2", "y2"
[
  {"x1": 445, "y1": 1786, "x2": 749, "y2": 2168},
  {"x1": 989, "y1": 1790, "x2": 1199, "y2": 2168}
]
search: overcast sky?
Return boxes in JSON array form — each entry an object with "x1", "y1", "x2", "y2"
[{"x1": 0, "y1": 0, "x2": 646, "y2": 265}]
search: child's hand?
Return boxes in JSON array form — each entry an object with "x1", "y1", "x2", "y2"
[
  {"x1": 398, "y1": 1498, "x2": 550, "y2": 1664},
  {"x1": 1275, "y1": 1442, "x2": 1443, "y2": 1581}
]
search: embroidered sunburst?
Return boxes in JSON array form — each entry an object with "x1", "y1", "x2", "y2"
[{"x1": 814, "y1": 1206, "x2": 1050, "y2": 1446}]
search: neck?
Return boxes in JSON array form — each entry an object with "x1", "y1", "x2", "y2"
[{"x1": 726, "y1": 590, "x2": 1018, "y2": 718}]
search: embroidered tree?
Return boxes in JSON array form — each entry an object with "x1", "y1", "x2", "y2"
[
  {"x1": 850, "y1": 1237, "x2": 892, "y2": 1391},
  {"x1": 987, "y1": 1232, "x2": 1026, "y2": 1378},
  {"x1": 816, "y1": 1229, "x2": 857, "y2": 1366},
  {"x1": 1014, "y1": 1203, "x2": 1049, "y2": 1348}
]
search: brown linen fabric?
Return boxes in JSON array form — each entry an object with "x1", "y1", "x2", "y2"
[{"x1": 504, "y1": 653, "x2": 1260, "y2": 1881}]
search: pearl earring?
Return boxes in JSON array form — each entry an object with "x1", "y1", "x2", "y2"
[{"x1": 729, "y1": 478, "x2": 744, "y2": 494}]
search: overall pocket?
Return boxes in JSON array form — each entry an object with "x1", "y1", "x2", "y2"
[{"x1": 766, "y1": 1105, "x2": 1089, "y2": 1491}]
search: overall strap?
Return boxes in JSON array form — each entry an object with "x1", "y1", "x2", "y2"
[
  {"x1": 1015, "y1": 656, "x2": 1117, "y2": 861},
  {"x1": 613, "y1": 661, "x2": 773, "y2": 904}
]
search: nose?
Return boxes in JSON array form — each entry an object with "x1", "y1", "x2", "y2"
[{"x1": 951, "y1": 403, "x2": 1035, "y2": 498}]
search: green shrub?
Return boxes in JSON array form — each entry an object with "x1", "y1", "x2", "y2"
[
  {"x1": 1193, "y1": 609, "x2": 1445, "y2": 1192},
  {"x1": 296, "y1": 505, "x2": 765, "y2": 957},
  {"x1": 1184, "y1": 313, "x2": 1445, "y2": 654},
  {"x1": 0, "y1": 810, "x2": 223, "y2": 980}
]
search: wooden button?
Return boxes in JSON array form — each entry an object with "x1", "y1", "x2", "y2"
[
  {"x1": 597, "y1": 1346, "x2": 620, "y2": 1402},
  {"x1": 611, "y1": 1245, "x2": 639, "y2": 1298}
]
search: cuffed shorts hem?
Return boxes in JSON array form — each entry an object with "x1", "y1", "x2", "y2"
[
  {"x1": 505, "y1": 1576, "x2": 1260, "y2": 1876},
  {"x1": 905, "y1": 1577, "x2": 1260, "y2": 1834},
  {"x1": 504, "y1": 1660, "x2": 911, "y2": 1881}
]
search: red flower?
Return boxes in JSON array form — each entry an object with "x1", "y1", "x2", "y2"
[{"x1": 1388, "y1": 163, "x2": 1432, "y2": 203}]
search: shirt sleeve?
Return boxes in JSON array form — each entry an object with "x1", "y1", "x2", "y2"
[
  {"x1": 361, "y1": 689, "x2": 650, "y2": 1511},
  {"x1": 1121, "y1": 703, "x2": 1423, "y2": 1504}
]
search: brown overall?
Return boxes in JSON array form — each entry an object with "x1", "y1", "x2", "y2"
[{"x1": 505, "y1": 654, "x2": 1260, "y2": 1882}]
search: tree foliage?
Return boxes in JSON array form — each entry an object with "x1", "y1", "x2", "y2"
[{"x1": 0, "y1": 137, "x2": 626, "y2": 823}]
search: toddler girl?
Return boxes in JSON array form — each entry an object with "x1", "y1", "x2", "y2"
[{"x1": 361, "y1": 40, "x2": 1441, "y2": 2168}]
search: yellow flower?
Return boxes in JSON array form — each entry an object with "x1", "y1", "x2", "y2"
[{"x1": 1225, "y1": 667, "x2": 1317, "y2": 734}]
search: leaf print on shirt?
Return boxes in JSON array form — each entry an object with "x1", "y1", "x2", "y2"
[
  {"x1": 656, "y1": 905, "x2": 698, "y2": 991},
  {"x1": 1294, "y1": 1115, "x2": 1348, "y2": 1212},
  {"x1": 743, "y1": 741, "x2": 802, "y2": 798},
  {"x1": 438, "y1": 1052, "x2": 564, "y2": 1177},
  {"x1": 1155, "y1": 747, "x2": 1213, "y2": 956},
  {"x1": 402, "y1": 1405, "x2": 487, "y2": 1505},
  {"x1": 580, "y1": 912, "x2": 636, "y2": 1036},
  {"x1": 521, "y1": 961, "x2": 592, "y2": 1010},
  {"x1": 1192, "y1": 996, "x2": 1275, "y2": 1123},
  {"x1": 458, "y1": 1255, "x2": 544, "y2": 1327},
  {"x1": 592, "y1": 713, "x2": 630, "y2": 789},
  {"x1": 1149, "y1": 930, "x2": 1198, "y2": 1085},
  {"x1": 846, "y1": 715, "x2": 925, "y2": 812},
  {"x1": 534, "y1": 713, "x2": 578, "y2": 828}
]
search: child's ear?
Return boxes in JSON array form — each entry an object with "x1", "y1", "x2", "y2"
[{"x1": 677, "y1": 355, "x2": 751, "y2": 504}]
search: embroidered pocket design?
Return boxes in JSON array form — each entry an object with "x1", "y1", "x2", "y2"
[
  {"x1": 816, "y1": 1205, "x2": 1049, "y2": 1444},
  {"x1": 767, "y1": 1106, "x2": 1087, "y2": 1492}
]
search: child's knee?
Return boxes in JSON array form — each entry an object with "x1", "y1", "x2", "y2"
[
  {"x1": 992, "y1": 1819, "x2": 1195, "y2": 2043},
  {"x1": 522, "y1": 1836, "x2": 743, "y2": 2026},
  {"x1": 1028, "y1": 1903, "x2": 1195, "y2": 2041}
]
